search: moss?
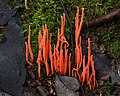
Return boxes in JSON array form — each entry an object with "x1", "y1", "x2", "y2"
[
  {"x1": 109, "y1": 40, "x2": 120, "y2": 59},
  {"x1": 98, "y1": 19, "x2": 120, "y2": 59},
  {"x1": 8, "y1": 0, "x2": 17, "y2": 7},
  {"x1": 0, "y1": 33, "x2": 4, "y2": 43}
]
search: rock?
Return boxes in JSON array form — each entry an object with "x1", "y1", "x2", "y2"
[
  {"x1": 0, "y1": 90, "x2": 12, "y2": 96},
  {"x1": 93, "y1": 53, "x2": 120, "y2": 83},
  {"x1": 110, "y1": 72, "x2": 120, "y2": 83},
  {"x1": 0, "y1": 0, "x2": 8, "y2": 14},
  {"x1": 116, "y1": 60, "x2": 120, "y2": 77},
  {"x1": 100, "y1": 75, "x2": 110, "y2": 81},
  {"x1": 93, "y1": 53, "x2": 112, "y2": 76},
  {"x1": 0, "y1": 0, "x2": 26, "y2": 95},
  {"x1": 0, "y1": 18, "x2": 26, "y2": 96},
  {"x1": 55, "y1": 75, "x2": 84, "y2": 96},
  {"x1": 0, "y1": 0, "x2": 18, "y2": 25}
]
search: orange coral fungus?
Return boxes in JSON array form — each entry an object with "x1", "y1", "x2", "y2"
[
  {"x1": 25, "y1": 42, "x2": 33, "y2": 66},
  {"x1": 37, "y1": 31, "x2": 42, "y2": 79},
  {"x1": 25, "y1": 25, "x2": 34, "y2": 66},
  {"x1": 28, "y1": 25, "x2": 34, "y2": 62},
  {"x1": 36, "y1": 25, "x2": 51, "y2": 79},
  {"x1": 25, "y1": 7, "x2": 97, "y2": 90}
]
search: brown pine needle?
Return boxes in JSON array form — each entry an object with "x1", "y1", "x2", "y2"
[{"x1": 25, "y1": 0, "x2": 28, "y2": 9}]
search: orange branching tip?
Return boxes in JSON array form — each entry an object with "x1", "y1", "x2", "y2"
[{"x1": 78, "y1": 8, "x2": 84, "y2": 39}]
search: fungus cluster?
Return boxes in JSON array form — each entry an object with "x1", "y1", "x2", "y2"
[{"x1": 25, "y1": 7, "x2": 97, "y2": 90}]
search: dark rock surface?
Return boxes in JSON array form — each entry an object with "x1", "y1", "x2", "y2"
[
  {"x1": 0, "y1": 0, "x2": 26, "y2": 95},
  {"x1": 116, "y1": 60, "x2": 120, "y2": 77},
  {"x1": 0, "y1": 90, "x2": 12, "y2": 96},
  {"x1": 0, "y1": 18, "x2": 26, "y2": 96},
  {"x1": 93, "y1": 53, "x2": 120, "y2": 83},
  {"x1": 0, "y1": 0, "x2": 8, "y2": 14},
  {"x1": 55, "y1": 75, "x2": 84, "y2": 96},
  {"x1": 0, "y1": 0, "x2": 18, "y2": 25}
]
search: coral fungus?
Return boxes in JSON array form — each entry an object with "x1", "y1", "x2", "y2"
[{"x1": 25, "y1": 7, "x2": 97, "y2": 90}]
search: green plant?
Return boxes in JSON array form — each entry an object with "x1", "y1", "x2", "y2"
[
  {"x1": 100, "y1": 81, "x2": 117, "y2": 96},
  {"x1": 98, "y1": 20, "x2": 120, "y2": 59},
  {"x1": 21, "y1": 0, "x2": 120, "y2": 69}
]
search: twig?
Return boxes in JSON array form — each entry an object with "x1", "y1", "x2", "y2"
[{"x1": 83, "y1": 8, "x2": 120, "y2": 28}]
